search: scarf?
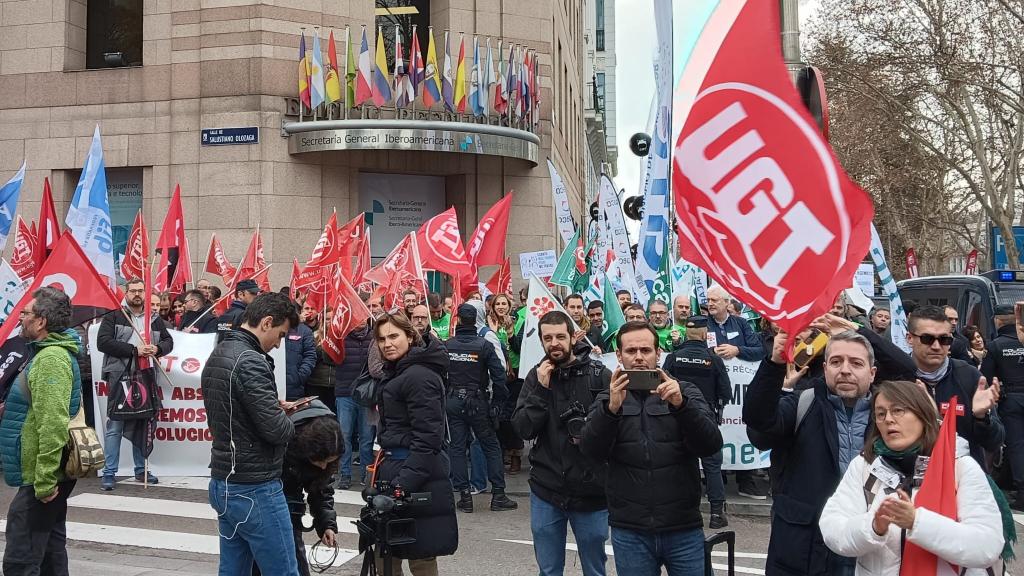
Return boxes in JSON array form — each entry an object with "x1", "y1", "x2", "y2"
[{"x1": 915, "y1": 357, "x2": 950, "y2": 385}]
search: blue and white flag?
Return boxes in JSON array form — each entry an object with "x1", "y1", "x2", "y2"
[
  {"x1": 869, "y1": 224, "x2": 911, "y2": 353},
  {"x1": 66, "y1": 126, "x2": 115, "y2": 284},
  {"x1": 0, "y1": 162, "x2": 26, "y2": 251}
]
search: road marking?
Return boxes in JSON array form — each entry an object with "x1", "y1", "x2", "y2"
[
  {"x1": 494, "y1": 538, "x2": 768, "y2": 560},
  {"x1": 0, "y1": 520, "x2": 359, "y2": 565},
  {"x1": 67, "y1": 493, "x2": 361, "y2": 534},
  {"x1": 137, "y1": 476, "x2": 369, "y2": 506},
  {"x1": 1014, "y1": 513, "x2": 1024, "y2": 526}
]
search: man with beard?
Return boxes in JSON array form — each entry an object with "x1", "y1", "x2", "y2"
[
  {"x1": 669, "y1": 296, "x2": 691, "y2": 349},
  {"x1": 428, "y1": 293, "x2": 451, "y2": 340},
  {"x1": 513, "y1": 311, "x2": 610, "y2": 576},
  {"x1": 647, "y1": 300, "x2": 673, "y2": 352},
  {"x1": 179, "y1": 289, "x2": 218, "y2": 333},
  {"x1": 402, "y1": 289, "x2": 420, "y2": 318},
  {"x1": 410, "y1": 304, "x2": 432, "y2": 338}
]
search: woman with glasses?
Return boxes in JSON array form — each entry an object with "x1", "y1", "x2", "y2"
[{"x1": 820, "y1": 380, "x2": 1011, "y2": 575}]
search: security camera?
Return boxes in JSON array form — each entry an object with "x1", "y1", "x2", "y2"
[{"x1": 629, "y1": 132, "x2": 652, "y2": 157}]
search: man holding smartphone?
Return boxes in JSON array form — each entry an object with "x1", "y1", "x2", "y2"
[{"x1": 580, "y1": 321, "x2": 723, "y2": 575}]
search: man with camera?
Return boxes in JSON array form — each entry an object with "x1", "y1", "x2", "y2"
[
  {"x1": 512, "y1": 311, "x2": 610, "y2": 576},
  {"x1": 445, "y1": 304, "x2": 517, "y2": 513},
  {"x1": 580, "y1": 320, "x2": 722, "y2": 575},
  {"x1": 662, "y1": 315, "x2": 732, "y2": 528}
]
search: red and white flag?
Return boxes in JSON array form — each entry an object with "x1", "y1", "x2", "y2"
[
  {"x1": 486, "y1": 256, "x2": 512, "y2": 296},
  {"x1": 416, "y1": 207, "x2": 474, "y2": 279},
  {"x1": 308, "y1": 212, "x2": 340, "y2": 268},
  {"x1": 965, "y1": 249, "x2": 978, "y2": 275},
  {"x1": 671, "y1": 0, "x2": 873, "y2": 342},
  {"x1": 0, "y1": 232, "x2": 122, "y2": 345},
  {"x1": 33, "y1": 178, "x2": 60, "y2": 276},
  {"x1": 322, "y1": 273, "x2": 372, "y2": 364},
  {"x1": 363, "y1": 233, "x2": 424, "y2": 291},
  {"x1": 467, "y1": 193, "x2": 514, "y2": 267},
  {"x1": 232, "y1": 229, "x2": 270, "y2": 293},
  {"x1": 337, "y1": 213, "x2": 368, "y2": 277},
  {"x1": 204, "y1": 233, "x2": 237, "y2": 285},
  {"x1": 352, "y1": 228, "x2": 373, "y2": 292},
  {"x1": 154, "y1": 185, "x2": 190, "y2": 293},
  {"x1": 10, "y1": 216, "x2": 35, "y2": 281},
  {"x1": 120, "y1": 210, "x2": 149, "y2": 282},
  {"x1": 905, "y1": 248, "x2": 919, "y2": 279}
]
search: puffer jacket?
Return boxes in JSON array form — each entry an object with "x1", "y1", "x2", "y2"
[
  {"x1": 372, "y1": 335, "x2": 458, "y2": 560},
  {"x1": 0, "y1": 329, "x2": 82, "y2": 498},
  {"x1": 512, "y1": 347, "x2": 609, "y2": 511},
  {"x1": 580, "y1": 379, "x2": 723, "y2": 532},
  {"x1": 306, "y1": 344, "x2": 337, "y2": 392},
  {"x1": 284, "y1": 323, "x2": 316, "y2": 400},
  {"x1": 334, "y1": 326, "x2": 372, "y2": 397},
  {"x1": 96, "y1": 308, "x2": 173, "y2": 380},
  {"x1": 215, "y1": 300, "x2": 247, "y2": 339},
  {"x1": 283, "y1": 401, "x2": 338, "y2": 537},
  {"x1": 201, "y1": 329, "x2": 294, "y2": 483},
  {"x1": 820, "y1": 437, "x2": 1004, "y2": 575}
]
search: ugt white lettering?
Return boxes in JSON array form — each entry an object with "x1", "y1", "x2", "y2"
[{"x1": 679, "y1": 101, "x2": 833, "y2": 286}]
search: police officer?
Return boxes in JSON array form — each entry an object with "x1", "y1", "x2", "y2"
[
  {"x1": 445, "y1": 304, "x2": 518, "y2": 513},
  {"x1": 662, "y1": 315, "x2": 733, "y2": 528},
  {"x1": 982, "y1": 304, "x2": 1024, "y2": 509},
  {"x1": 215, "y1": 279, "x2": 260, "y2": 340}
]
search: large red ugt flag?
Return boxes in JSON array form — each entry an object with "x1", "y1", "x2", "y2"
[{"x1": 671, "y1": 1, "x2": 874, "y2": 339}]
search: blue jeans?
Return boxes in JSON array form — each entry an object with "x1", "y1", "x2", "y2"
[
  {"x1": 610, "y1": 526, "x2": 704, "y2": 576},
  {"x1": 336, "y1": 396, "x2": 374, "y2": 480},
  {"x1": 530, "y1": 491, "x2": 608, "y2": 576},
  {"x1": 470, "y1": 437, "x2": 487, "y2": 491},
  {"x1": 101, "y1": 418, "x2": 145, "y2": 477},
  {"x1": 208, "y1": 478, "x2": 299, "y2": 576}
]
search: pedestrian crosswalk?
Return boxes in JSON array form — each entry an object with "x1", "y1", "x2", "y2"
[{"x1": 9, "y1": 477, "x2": 365, "y2": 569}]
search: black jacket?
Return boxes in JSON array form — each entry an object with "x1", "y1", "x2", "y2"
[
  {"x1": 284, "y1": 324, "x2": 316, "y2": 400},
  {"x1": 579, "y1": 379, "x2": 722, "y2": 533},
  {"x1": 445, "y1": 324, "x2": 507, "y2": 410},
  {"x1": 373, "y1": 336, "x2": 458, "y2": 560},
  {"x1": 306, "y1": 344, "x2": 337, "y2": 392},
  {"x1": 951, "y1": 331, "x2": 973, "y2": 364},
  {"x1": 215, "y1": 300, "x2": 246, "y2": 339},
  {"x1": 512, "y1": 349, "x2": 609, "y2": 511},
  {"x1": 921, "y1": 358, "x2": 1004, "y2": 467},
  {"x1": 334, "y1": 326, "x2": 372, "y2": 397},
  {"x1": 982, "y1": 324, "x2": 1024, "y2": 394},
  {"x1": 179, "y1": 306, "x2": 218, "y2": 333},
  {"x1": 201, "y1": 329, "x2": 294, "y2": 483},
  {"x1": 743, "y1": 360, "x2": 855, "y2": 575},
  {"x1": 96, "y1": 309, "x2": 174, "y2": 379},
  {"x1": 283, "y1": 401, "x2": 338, "y2": 537},
  {"x1": 662, "y1": 339, "x2": 732, "y2": 419}
]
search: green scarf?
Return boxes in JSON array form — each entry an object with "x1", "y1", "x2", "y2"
[{"x1": 872, "y1": 439, "x2": 1016, "y2": 561}]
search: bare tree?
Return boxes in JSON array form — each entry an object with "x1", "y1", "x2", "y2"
[{"x1": 805, "y1": 0, "x2": 1024, "y2": 270}]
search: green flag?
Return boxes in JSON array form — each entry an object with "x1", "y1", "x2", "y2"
[
  {"x1": 602, "y1": 278, "x2": 626, "y2": 341},
  {"x1": 571, "y1": 237, "x2": 595, "y2": 295},
  {"x1": 648, "y1": 246, "x2": 672, "y2": 308},
  {"x1": 550, "y1": 228, "x2": 582, "y2": 288}
]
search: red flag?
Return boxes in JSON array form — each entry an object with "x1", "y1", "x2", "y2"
[
  {"x1": 33, "y1": 178, "x2": 60, "y2": 275},
  {"x1": 486, "y1": 257, "x2": 512, "y2": 296},
  {"x1": 155, "y1": 185, "x2": 189, "y2": 292},
  {"x1": 337, "y1": 213, "x2": 368, "y2": 277},
  {"x1": 290, "y1": 259, "x2": 302, "y2": 296},
  {"x1": 322, "y1": 274, "x2": 372, "y2": 364},
  {"x1": 0, "y1": 232, "x2": 122, "y2": 345},
  {"x1": 899, "y1": 398, "x2": 960, "y2": 576},
  {"x1": 168, "y1": 235, "x2": 193, "y2": 294},
  {"x1": 905, "y1": 248, "x2": 919, "y2": 278},
  {"x1": 965, "y1": 249, "x2": 978, "y2": 275},
  {"x1": 352, "y1": 230, "x2": 373, "y2": 291},
  {"x1": 120, "y1": 210, "x2": 149, "y2": 282},
  {"x1": 671, "y1": 1, "x2": 874, "y2": 343},
  {"x1": 11, "y1": 216, "x2": 35, "y2": 281},
  {"x1": 308, "y1": 212, "x2": 340, "y2": 267},
  {"x1": 363, "y1": 233, "x2": 421, "y2": 287},
  {"x1": 467, "y1": 194, "x2": 514, "y2": 267},
  {"x1": 204, "y1": 233, "x2": 237, "y2": 285},
  {"x1": 415, "y1": 207, "x2": 473, "y2": 278},
  {"x1": 232, "y1": 229, "x2": 269, "y2": 292},
  {"x1": 253, "y1": 230, "x2": 269, "y2": 292}
]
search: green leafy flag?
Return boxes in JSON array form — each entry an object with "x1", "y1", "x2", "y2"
[{"x1": 602, "y1": 277, "x2": 626, "y2": 341}]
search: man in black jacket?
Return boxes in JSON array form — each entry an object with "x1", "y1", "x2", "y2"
[
  {"x1": 983, "y1": 304, "x2": 1024, "y2": 508},
  {"x1": 179, "y1": 289, "x2": 218, "y2": 333},
  {"x1": 215, "y1": 278, "x2": 261, "y2": 339},
  {"x1": 512, "y1": 310, "x2": 610, "y2": 576},
  {"x1": 580, "y1": 321, "x2": 722, "y2": 575},
  {"x1": 446, "y1": 304, "x2": 517, "y2": 513},
  {"x1": 96, "y1": 278, "x2": 174, "y2": 490},
  {"x1": 662, "y1": 315, "x2": 732, "y2": 528},
  {"x1": 201, "y1": 292, "x2": 299, "y2": 576}
]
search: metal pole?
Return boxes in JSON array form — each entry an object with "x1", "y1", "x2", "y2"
[{"x1": 779, "y1": 0, "x2": 803, "y2": 78}]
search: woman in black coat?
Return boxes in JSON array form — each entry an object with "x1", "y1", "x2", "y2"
[{"x1": 367, "y1": 312, "x2": 457, "y2": 575}]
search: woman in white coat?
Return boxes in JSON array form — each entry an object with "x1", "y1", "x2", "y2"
[{"x1": 819, "y1": 380, "x2": 1006, "y2": 575}]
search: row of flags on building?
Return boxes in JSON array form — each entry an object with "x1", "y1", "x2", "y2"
[{"x1": 298, "y1": 25, "x2": 540, "y2": 123}]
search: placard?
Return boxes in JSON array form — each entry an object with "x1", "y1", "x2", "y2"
[{"x1": 519, "y1": 250, "x2": 557, "y2": 279}]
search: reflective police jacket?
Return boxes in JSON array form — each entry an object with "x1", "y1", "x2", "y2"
[
  {"x1": 982, "y1": 324, "x2": 1024, "y2": 394},
  {"x1": 444, "y1": 325, "x2": 508, "y2": 409},
  {"x1": 662, "y1": 339, "x2": 732, "y2": 411}
]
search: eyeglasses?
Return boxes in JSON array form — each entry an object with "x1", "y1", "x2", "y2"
[
  {"x1": 874, "y1": 406, "x2": 908, "y2": 422},
  {"x1": 910, "y1": 332, "x2": 954, "y2": 346},
  {"x1": 649, "y1": 311, "x2": 668, "y2": 316},
  {"x1": 185, "y1": 298, "x2": 202, "y2": 305},
  {"x1": 18, "y1": 310, "x2": 35, "y2": 318}
]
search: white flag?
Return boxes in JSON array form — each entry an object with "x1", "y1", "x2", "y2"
[
  {"x1": 66, "y1": 125, "x2": 115, "y2": 286},
  {"x1": 517, "y1": 275, "x2": 582, "y2": 379},
  {"x1": 869, "y1": 224, "x2": 912, "y2": 353},
  {"x1": 547, "y1": 159, "x2": 576, "y2": 244}
]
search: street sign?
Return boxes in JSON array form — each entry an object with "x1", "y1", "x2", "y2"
[
  {"x1": 519, "y1": 250, "x2": 557, "y2": 279},
  {"x1": 201, "y1": 127, "x2": 259, "y2": 146},
  {"x1": 990, "y1": 226, "x2": 1024, "y2": 268}
]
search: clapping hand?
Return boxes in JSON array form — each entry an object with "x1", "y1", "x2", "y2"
[
  {"x1": 877, "y1": 490, "x2": 916, "y2": 531},
  {"x1": 973, "y1": 376, "x2": 1000, "y2": 418}
]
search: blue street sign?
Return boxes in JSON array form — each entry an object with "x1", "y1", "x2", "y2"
[
  {"x1": 991, "y1": 225, "x2": 1024, "y2": 268},
  {"x1": 201, "y1": 127, "x2": 259, "y2": 146}
]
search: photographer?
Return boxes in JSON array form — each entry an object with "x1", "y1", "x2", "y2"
[
  {"x1": 580, "y1": 321, "x2": 722, "y2": 576},
  {"x1": 368, "y1": 313, "x2": 457, "y2": 575},
  {"x1": 512, "y1": 311, "x2": 610, "y2": 576},
  {"x1": 662, "y1": 315, "x2": 732, "y2": 528}
]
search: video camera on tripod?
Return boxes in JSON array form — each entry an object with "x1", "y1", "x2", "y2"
[{"x1": 355, "y1": 480, "x2": 432, "y2": 576}]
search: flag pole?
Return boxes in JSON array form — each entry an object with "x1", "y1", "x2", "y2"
[
  {"x1": 411, "y1": 24, "x2": 418, "y2": 120},
  {"x1": 199, "y1": 233, "x2": 213, "y2": 285},
  {"x1": 344, "y1": 25, "x2": 351, "y2": 120},
  {"x1": 313, "y1": 26, "x2": 320, "y2": 122},
  {"x1": 299, "y1": 27, "x2": 306, "y2": 124},
  {"x1": 185, "y1": 236, "x2": 195, "y2": 290}
]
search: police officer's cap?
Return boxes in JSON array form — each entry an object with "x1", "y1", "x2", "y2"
[
  {"x1": 994, "y1": 304, "x2": 1015, "y2": 316},
  {"x1": 686, "y1": 315, "x2": 709, "y2": 329}
]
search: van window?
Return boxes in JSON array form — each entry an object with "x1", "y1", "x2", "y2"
[
  {"x1": 898, "y1": 287, "x2": 958, "y2": 310},
  {"x1": 995, "y1": 283, "x2": 1024, "y2": 306},
  {"x1": 963, "y1": 290, "x2": 983, "y2": 335}
]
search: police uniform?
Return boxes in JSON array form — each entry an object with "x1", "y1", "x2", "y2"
[
  {"x1": 982, "y1": 304, "x2": 1024, "y2": 503},
  {"x1": 662, "y1": 315, "x2": 733, "y2": 524}
]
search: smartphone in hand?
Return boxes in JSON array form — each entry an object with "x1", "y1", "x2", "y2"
[{"x1": 624, "y1": 370, "x2": 661, "y2": 391}]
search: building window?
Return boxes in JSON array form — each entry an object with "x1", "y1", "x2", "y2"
[
  {"x1": 595, "y1": 72, "x2": 606, "y2": 112},
  {"x1": 375, "y1": 0, "x2": 430, "y2": 73},
  {"x1": 596, "y1": 0, "x2": 605, "y2": 51},
  {"x1": 86, "y1": 0, "x2": 143, "y2": 69}
]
